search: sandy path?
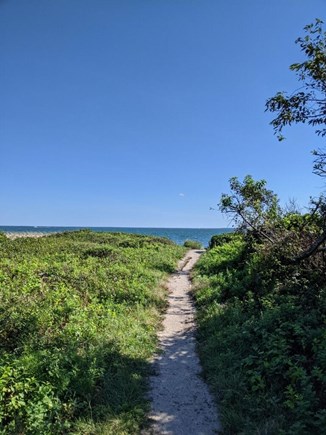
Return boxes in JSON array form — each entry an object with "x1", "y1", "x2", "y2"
[{"x1": 145, "y1": 250, "x2": 221, "y2": 434}]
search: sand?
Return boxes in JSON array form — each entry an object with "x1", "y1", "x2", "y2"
[
  {"x1": 4, "y1": 232, "x2": 52, "y2": 240},
  {"x1": 145, "y1": 250, "x2": 221, "y2": 434}
]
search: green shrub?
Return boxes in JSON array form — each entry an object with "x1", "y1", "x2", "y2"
[
  {"x1": 193, "y1": 234, "x2": 326, "y2": 434},
  {"x1": 83, "y1": 245, "x2": 117, "y2": 258},
  {"x1": 208, "y1": 231, "x2": 237, "y2": 249},
  {"x1": 183, "y1": 240, "x2": 203, "y2": 249},
  {"x1": 0, "y1": 231, "x2": 184, "y2": 433}
]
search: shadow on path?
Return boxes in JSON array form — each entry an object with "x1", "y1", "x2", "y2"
[{"x1": 144, "y1": 250, "x2": 221, "y2": 435}]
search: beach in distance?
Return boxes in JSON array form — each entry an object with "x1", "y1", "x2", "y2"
[{"x1": 1, "y1": 226, "x2": 233, "y2": 247}]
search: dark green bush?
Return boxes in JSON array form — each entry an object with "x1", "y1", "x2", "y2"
[
  {"x1": 83, "y1": 245, "x2": 117, "y2": 258},
  {"x1": 193, "y1": 234, "x2": 326, "y2": 434},
  {"x1": 208, "y1": 231, "x2": 237, "y2": 249}
]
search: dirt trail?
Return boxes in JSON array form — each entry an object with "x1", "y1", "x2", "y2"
[{"x1": 145, "y1": 250, "x2": 221, "y2": 434}]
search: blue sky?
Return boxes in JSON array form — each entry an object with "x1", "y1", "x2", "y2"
[{"x1": 1, "y1": 0, "x2": 325, "y2": 228}]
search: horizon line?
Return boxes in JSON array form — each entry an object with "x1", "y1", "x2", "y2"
[{"x1": 0, "y1": 224, "x2": 233, "y2": 230}]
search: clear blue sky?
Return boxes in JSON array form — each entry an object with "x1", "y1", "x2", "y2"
[{"x1": 1, "y1": 0, "x2": 325, "y2": 228}]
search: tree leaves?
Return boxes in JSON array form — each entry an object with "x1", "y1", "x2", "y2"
[
  {"x1": 266, "y1": 19, "x2": 326, "y2": 144},
  {"x1": 219, "y1": 175, "x2": 280, "y2": 243}
]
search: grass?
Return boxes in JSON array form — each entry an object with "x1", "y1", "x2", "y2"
[{"x1": 0, "y1": 230, "x2": 185, "y2": 434}]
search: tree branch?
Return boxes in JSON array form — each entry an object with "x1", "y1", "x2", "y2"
[{"x1": 290, "y1": 229, "x2": 326, "y2": 263}]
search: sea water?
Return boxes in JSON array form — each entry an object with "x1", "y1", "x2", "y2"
[{"x1": 0, "y1": 226, "x2": 233, "y2": 247}]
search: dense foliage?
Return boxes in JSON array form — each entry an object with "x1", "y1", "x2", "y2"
[
  {"x1": 193, "y1": 230, "x2": 326, "y2": 434},
  {"x1": 195, "y1": 21, "x2": 326, "y2": 433},
  {"x1": 183, "y1": 240, "x2": 203, "y2": 249},
  {"x1": 220, "y1": 175, "x2": 280, "y2": 244},
  {"x1": 0, "y1": 230, "x2": 184, "y2": 434}
]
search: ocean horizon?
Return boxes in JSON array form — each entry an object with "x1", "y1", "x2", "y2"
[{"x1": 0, "y1": 226, "x2": 234, "y2": 247}]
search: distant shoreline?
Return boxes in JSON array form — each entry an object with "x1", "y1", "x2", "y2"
[
  {"x1": 5, "y1": 232, "x2": 53, "y2": 240},
  {"x1": 1, "y1": 227, "x2": 232, "y2": 234},
  {"x1": 1, "y1": 227, "x2": 233, "y2": 246}
]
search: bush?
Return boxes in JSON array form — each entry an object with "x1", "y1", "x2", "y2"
[
  {"x1": 183, "y1": 240, "x2": 203, "y2": 249},
  {"x1": 0, "y1": 231, "x2": 184, "y2": 433},
  {"x1": 208, "y1": 231, "x2": 237, "y2": 249},
  {"x1": 193, "y1": 234, "x2": 326, "y2": 433}
]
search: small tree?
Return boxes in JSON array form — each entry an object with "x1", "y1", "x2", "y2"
[
  {"x1": 219, "y1": 22, "x2": 326, "y2": 263},
  {"x1": 263, "y1": 19, "x2": 326, "y2": 261},
  {"x1": 220, "y1": 175, "x2": 326, "y2": 263},
  {"x1": 219, "y1": 175, "x2": 281, "y2": 243}
]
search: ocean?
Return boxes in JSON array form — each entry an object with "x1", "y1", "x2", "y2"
[{"x1": 0, "y1": 226, "x2": 233, "y2": 247}]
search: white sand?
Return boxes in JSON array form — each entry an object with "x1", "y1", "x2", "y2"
[{"x1": 4, "y1": 232, "x2": 52, "y2": 240}]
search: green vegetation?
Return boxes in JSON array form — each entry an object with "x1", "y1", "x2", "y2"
[
  {"x1": 0, "y1": 230, "x2": 184, "y2": 434},
  {"x1": 266, "y1": 20, "x2": 326, "y2": 138},
  {"x1": 194, "y1": 224, "x2": 326, "y2": 433},
  {"x1": 193, "y1": 21, "x2": 326, "y2": 433},
  {"x1": 183, "y1": 240, "x2": 203, "y2": 249},
  {"x1": 208, "y1": 233, "x2": 236, "y2": 250},
  {"x1": 266, "y1": 19, "x2": 326, "y2": 177}
]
